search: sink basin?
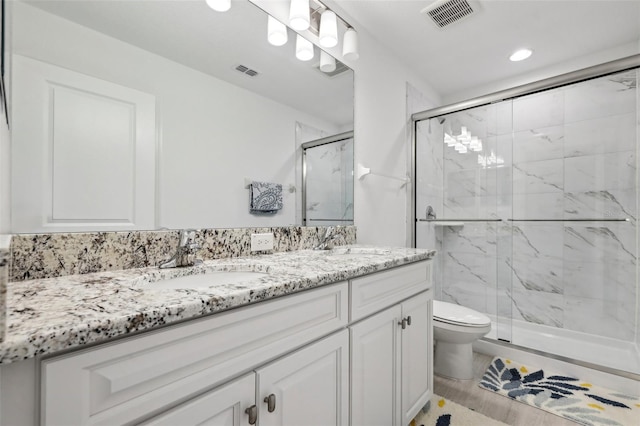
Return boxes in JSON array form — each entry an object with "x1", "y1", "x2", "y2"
[{"x1": 142, "y1": 270, "x2": 269, "y2": 290}]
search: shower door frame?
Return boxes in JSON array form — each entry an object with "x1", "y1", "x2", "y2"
[{"x1": 410, "y1": 54, "x2": 640, "y2": 380}]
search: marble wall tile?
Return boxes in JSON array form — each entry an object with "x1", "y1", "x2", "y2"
[
  {"x1": 509, "y1": 287, "x2": 564, "y2": 328},
  {"x1": 563, "y1": 223, "x2": 636, "y2": 265},
  {"x1": 564, "y1": 151, "x2": 636, "y2": 193},
  {"x1": 564, "y1": 70, "x2": 637, "y2": 123},
  {"x1": 443, "y1": 195, "x2": 499, "y2": 219},
  {"x1": 512, "y1": 193, "x2": 564, "y2": 220},
  {"x1": 563, "y1": 296, "x2": 634, "y2": 341},
  {"x1": 9, "y1": 226, "x2": 357, "y2": 282},
  {"x1": 441, "y1": 281, "x2": 491, "y2": 315},
  {"x1": 513, "y1": 90, "x2": 564, "y2": 132},
  {"x1": 512, "y1": 158, "x2": 564, "y2": 195},
  {"x1": 440, "y1": 223, "x2": 497, "y2": 254},
  {"x1": 564, "y1": 112, "x2": 636, "y2": 158},
  {"x1": 564, "y1": 189, "x2": 636, "y2": 220},
  {"x1": 513, "y1": 125, "x2": 564, "y2": 163},
  {"x1": 510, "y1": 224, "x2": 564, "y2": 294}
]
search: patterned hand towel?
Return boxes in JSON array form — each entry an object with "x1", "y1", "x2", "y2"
[{"x1": 250, "y1": 181, "x2": 283, "y2": 213}]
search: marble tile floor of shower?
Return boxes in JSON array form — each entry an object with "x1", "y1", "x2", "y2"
[{"x1": 434, "y1": 352, "x2": 577, "y2": 426}]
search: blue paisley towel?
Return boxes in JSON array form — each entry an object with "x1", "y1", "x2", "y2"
[{"x1": 250, "y1": 181, "x2": 283, "y2": 213}]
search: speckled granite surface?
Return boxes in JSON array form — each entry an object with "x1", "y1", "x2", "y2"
[
  {"x1": 0, "y1": 235, "x2": 9, "y2": 343},
  {"x1": 9, "y1": 226, "x2": 356, "y2": 281},
  {"x1": 0, "y1": 246, "x2": 434, "y2": 364}
]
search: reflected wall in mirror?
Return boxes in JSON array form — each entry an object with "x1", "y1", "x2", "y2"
[{"x1": 10, "y1": 0, "x2": 354, "y2": 233}]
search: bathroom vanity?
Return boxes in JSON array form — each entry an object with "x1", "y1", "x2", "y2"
[{"x1": 0, "y1": 247, "x2": 434, "y2": 425}]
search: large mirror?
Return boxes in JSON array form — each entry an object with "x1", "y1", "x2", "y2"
[{"x1": 9, "y1": 0, "x2": 354, "y2": 233}]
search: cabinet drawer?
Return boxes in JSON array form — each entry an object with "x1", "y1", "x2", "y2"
[
  {"x1": 350, "y1": 261, "x2": 431, "y2": 322},
  {"x1": 41, "y1": 282, "x2": 348, "y2": 426}
]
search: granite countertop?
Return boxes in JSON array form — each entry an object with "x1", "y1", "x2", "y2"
[{"x1": 0, "y1": 246, "x2": 435, "y2": 365}]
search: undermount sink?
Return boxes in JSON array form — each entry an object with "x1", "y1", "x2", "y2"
[{"x1": 142, "y1": 270, "x2": 269, "y2": 290}]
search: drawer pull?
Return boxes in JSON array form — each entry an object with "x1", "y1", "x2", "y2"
[
  {"x1": 399, "y1": 318, "x2": 407, "y2": 330},
  {"x1": 407, "y1": 316, "x2": 412, "y2": 326},
  {"x1": 264, "y1": 393, "x2": 277, "y2": 412},
  {"x1": 245, "y1": 405, "x2": 257, "y2": 425}
]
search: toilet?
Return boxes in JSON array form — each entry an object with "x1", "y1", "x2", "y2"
[{"x1": 433, "y1": 300, "x2": 491, "y2": 380}]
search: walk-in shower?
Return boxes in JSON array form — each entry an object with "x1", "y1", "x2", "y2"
[{"x1": 413, "y1": 56, "x2": 640, "y2": 377}]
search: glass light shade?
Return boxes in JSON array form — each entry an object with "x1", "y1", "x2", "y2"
[
  {"x1": 320, "y1": 50, "x2": 336, "y2": 72},
  {"x1": 342, "y1": 28, "x2": 359, "y2": 60},
  {"x1": 206, "y1": 0, "x2": 231, "y2": 12},
  {"x1": 267, "y1": 16, "x2": 288, "y2": 46},
  {"x1": 289, "y1": 0, "x2": 310, "y2": 31},
  {"x1": 319, "y1": 10, "x2": 338, "y2": 48},
  {"x1": 296, "y1": 35, "x2": 314, "y2": 61}
]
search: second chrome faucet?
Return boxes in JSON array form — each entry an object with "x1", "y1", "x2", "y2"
[{"x1": 159, "y1": 229, "x2": 201, "y2": 268}]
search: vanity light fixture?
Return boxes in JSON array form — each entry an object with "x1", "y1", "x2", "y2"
[
  {"x1": 296, "y1": 34, "x2": 314, "y2": 61},
  {"x1": 205, "y1": 0, "x2": 230, "y2": 12},
  {"x1": 320, "y1": 50, "x2": 336, "y2": 72},
  {"x1": 509, "y1": 48, "x2": 533, "y2": 62},
  {"x1": 267, "y1": 15, "x2": 288, "y2": 46},
  {"x1": 319, "y1": 10, "x2": 338, "y2": 47},
  {"x1": 289, "y1": 0, "x2": 311, "y2": 31},
  {"x1": 342, "y1": 27, "x2": 359, "y2": 61}
]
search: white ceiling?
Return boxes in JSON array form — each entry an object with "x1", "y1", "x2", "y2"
[{"x1": 335, "y1": 0, "x2": 640, "y2": 102}]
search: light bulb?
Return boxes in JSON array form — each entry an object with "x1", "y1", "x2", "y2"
[
  {"x1": 509, "y1": 48, "x2": 533, "y2": 62},
  {"x1": 267, "y1": 15, "x2": 288, "y2": 46},
  {"x1": 289, "y1": 0, "x2": 310, "y2": 31},
  {"x1": 296, "y1": 35, "x2": 314, "y2": 61},
  {"x1": 320, "y1": 50, "x2": 337, "y2": 72},
  {"x1": 342, "y1": 28, "x2": 359, "y2": 61},
  {"x1": 319, "y1": 10, "x2": 338, "y2": 48},
  {"x1": 206, "y1": 0, "x2": 230, "y2": 12}
]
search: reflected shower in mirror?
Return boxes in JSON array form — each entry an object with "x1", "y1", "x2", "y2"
[
  {"x1": 10, "y1": 0, "x2": 354, "y2": 233},
  {"x1": 302, "y1": 132, "x2": 354, "y2": 226}
]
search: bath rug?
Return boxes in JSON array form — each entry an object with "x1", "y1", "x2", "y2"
[
  {"x1": 479, "y1": 357, "x2": 640, "y2": 426},
  {"x1": 411, "y1": 394, "x2": 508, "y2": 426}
]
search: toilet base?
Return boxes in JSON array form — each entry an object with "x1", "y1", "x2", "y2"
[{"x1": 434, "y1": 340, "x2": 474, "y2": 380}]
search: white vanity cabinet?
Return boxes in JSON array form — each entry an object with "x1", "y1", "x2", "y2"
[
  {"x1": 40, "y1": 283, "x2": 348, "y2": 425},
  {"x1": 349, "y1": 262, "x2": 433, "y2": 426},
  {"x1": 142, "y1": 330, "x2": 349, "y2": 426}
]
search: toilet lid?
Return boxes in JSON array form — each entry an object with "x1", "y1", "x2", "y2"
[{"x1": 433, "y1": 300, "x2": 491, "y2": 327}]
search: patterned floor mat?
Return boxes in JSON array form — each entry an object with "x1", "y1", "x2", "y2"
[{"x1": 479, "y1": 357, "x2": 640, "y2": 426}]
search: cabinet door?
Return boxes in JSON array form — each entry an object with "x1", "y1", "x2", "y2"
[
  {"x1": 350, "y1": 305, "x2": 402, "y2": 426},
  {"x1": 256, "y1": 330, "x2": 349, "y2": 426},
  {"x1": 401, "y1": 291, "x2": 433, "y2": 425},
  {"x1": 140, "y1": 373, "x2": 255, "y2": 426}
]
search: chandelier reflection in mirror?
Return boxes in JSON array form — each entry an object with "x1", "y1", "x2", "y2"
[
  {"x1": 444, "y1": 126, "x2": 504, "y2": 169},
  {"x1": 206, "y1": 0, "x2": 359, "y2": 66}
]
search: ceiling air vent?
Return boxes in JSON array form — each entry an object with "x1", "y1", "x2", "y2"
[
  {"x1": 421, "y1": 0, "x2": 476, "y2": 28},
  {"x1": 235, "y1": 64, "x2": 259, "y2": 77}
]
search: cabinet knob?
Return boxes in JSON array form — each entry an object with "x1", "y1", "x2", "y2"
[
  {"x1": 407, "y1": 315, "x2": 412, "y2": 326},
  {"x1": 245, "y1": 405, "x2": 257, "y2": 425},
  {"x1": 264, "y1": 393, "x2": 277, "y2": 413},
  {"x1": 399, "y1": 318, "x2": 407, "y2": 329}
]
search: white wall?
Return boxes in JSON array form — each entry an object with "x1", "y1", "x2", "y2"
[
  {"x1": 12, "y1": 2, "x2": 341, "y2": 230},
  {"x1": 0, "y1": 2, "x2": 11, "y2": 234}
]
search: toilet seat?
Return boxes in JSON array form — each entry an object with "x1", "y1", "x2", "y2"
[{"x1": 433, "y1": 300, "x2": 491, "y2": 328}]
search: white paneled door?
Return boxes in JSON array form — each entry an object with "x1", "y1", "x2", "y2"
[{"x1": 12, "y1": 55, "x2": 156, "y2": 232}]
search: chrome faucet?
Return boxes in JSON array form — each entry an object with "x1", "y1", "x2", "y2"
[
  {"x1": 314, "y1": 226, "x2": 341, "y2": 250},
  {"x1": 159, "y1": 229, "x2": 201, "y2": 268}
]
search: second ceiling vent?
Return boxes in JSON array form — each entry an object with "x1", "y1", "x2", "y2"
[{"x1": 421, "y1": 0, "x2": 476, "y2": 28}]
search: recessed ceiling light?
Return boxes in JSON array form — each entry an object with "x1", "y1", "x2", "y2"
[{"x1": 509, "y1": 48, "x2": 533, "y2": 62}]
